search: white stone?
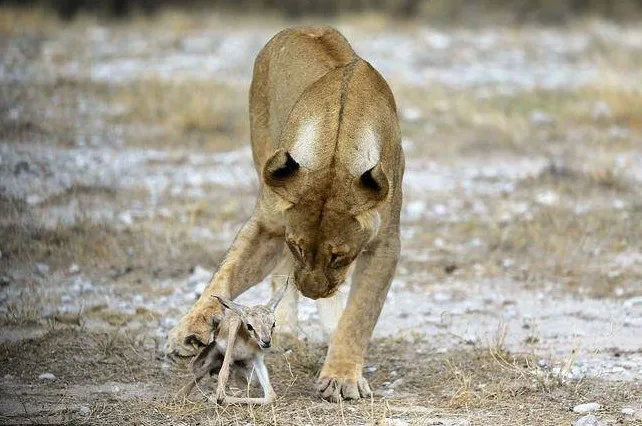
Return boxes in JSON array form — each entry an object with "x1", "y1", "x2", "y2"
[
  {"x1": 79, "y1": 406, "x2": 91, "y2": 415},
  {"x1": 621, "y1": 408, "x2": 635, "y2": 416},
  {"x1": 118, "y1": 211, "x2": 133, "y2": 225},
  {"x1": 386, "y1": 419, "x2": 409, "y2": 426},
  {"x1": 39, "y1": 373, "x2": 56, "y2": 381},
  {"x1": 573, "y1": 415, "x2": 599, "y2": 426},
  {"x1": 529, "y1": 110, "x2": 555, "y2": 126},
  {"x1": 573, "y1": 403, "x2": 601, "y2": 414},
  {"x1": 390, "y1": 378, "x2": 405, "y2": 389},
  {"x1": 536, "y1": 190, "x2": 559, "y2": 206},
  {"x1": 35, "y1": 263, "x2": 50, "y2": 276},
  {"x1": 592, "y1": 102, "x2": 612, "y2": 119},
  {"x1": 68, "y1": 263, "x2": 80, "y2": 274},
  {"x1": 624, "y1": 296, "x2": 642, "y2": 308}
]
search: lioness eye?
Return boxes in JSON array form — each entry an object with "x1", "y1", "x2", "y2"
[
  {"x1": 287, "y1": 240, "x2": 305, "y2": 263},
  {"x1": 330, "y1": 253, "x2": 347, "y2": 269},
  {"x1": 272, "y1": 322, "x2": 276, "y2": 329},
  {"x1": 247, "y1": 323, "x2": 254, "y2": 331}
]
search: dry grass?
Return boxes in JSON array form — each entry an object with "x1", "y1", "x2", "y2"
[
  {"x1": 98, "y1": 79, "x2": 249, "y2": 151},
  {"x1": 2, "y1": 328, "x2": 639, "y2": 425}
]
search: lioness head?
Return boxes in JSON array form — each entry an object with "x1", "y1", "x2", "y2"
[{"x1": 261, "y1": 61, "x2": 399, "y2": 299}]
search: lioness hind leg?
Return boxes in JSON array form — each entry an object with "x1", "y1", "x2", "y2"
[{"x1": 271, "y1": 252, "x2": 298, "y2": 334}]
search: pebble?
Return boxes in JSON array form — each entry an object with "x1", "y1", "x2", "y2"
[
  {"x1": 390, "y1": 378, "x2": 405, "y2": 389},
  {"x1": 529, "y1": 110, "x2": 556, "y2": 126},
  {"x1": 386, "y1": 419, "x2": 409, "y2": 426},
  {"x1": 573, "y1": 403, "x2": 601, "y2": 414},
  {"x1": 621, "y1": 408, "x2": 635, "y2": 416},
  {"x1": 535, "y1": 190, "x2": 559, "y2": 206},
  {"x1": 573, "y1": 415, "x2": 599, "y2": 426},
  {"x1": 78, "y1": 406, "x2": 91, "y2": 415},
  {"x1": 68, "y1": 263, "x2": 80, "y2": 274},
  {"x1": 364, "y1": 365, "x2": 378, "y2": 373},
  {"x1": 35, "y1": 263, "x2": 50, "y2": 276},
  {"x1": 38, "y1": 373, "x2": 56, "y2": 381},
  {"x1": 592, "y1": 101, "x2": 612, "y2": 119},
  {"x1": 623, "y1": 296, "x2": 642, "y2": 308},
  {"x1": 118, "y1": 211, "x2": 133, "y2": 226}
]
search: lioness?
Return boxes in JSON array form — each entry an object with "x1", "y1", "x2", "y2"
[{"x1": 167, "y1": 26, "x2": 404, "y2": 402}]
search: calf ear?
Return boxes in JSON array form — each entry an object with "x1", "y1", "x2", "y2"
[
  {"x1": 213, "y1": 296, "x2": 245, "y2": 317},
  {"x1": 268, "y1": 277, "x2": 290, "y2": 311},
  {"x1": 354, "y1": 163, "x2": 389, "y2": 210}
]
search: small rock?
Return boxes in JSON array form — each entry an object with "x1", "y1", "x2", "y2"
[
  {"x1": 386, "y1": 418, "x2": 409, "y2": 426},
  {"x1": 621, "y1": 408, "x2": 635, "y2": 416},
  {"x1": 592, "y1": 102, "x2": 612, "y2": 120},
  {"x1": 364, "y1": 365, "x2": 377, "y2": 374},
  {"x1": 529, "y1": 110, "x2": 555, "y2": 126},
  {"x1": 390, "y1": 378, "x2": 405, "y2": 389},
  {"x1": 537, "y1": 359, "x2": 548, "y2": 368},
  {"x1": 380, "y1": 389, "x2": 394, "y2": 398},
  {"x1": 26, "y1": 194, "x2": 42, "y2": 205},
  {"x1": 573, "y1": 415, "x2": 599, "y2": 426},
  {"x1": 68, "y1": 263, "x2": 80, "y2": 274},
  {"x1": 623, "y1": 296, "x2": 642, "y2": 308},
  {"x1": 118, "y1": 211, "x2": 133, "y2": 226},
  {"x1": 35, "y1": 263, "x2": 50, "y2": 276},
  {"x1": 39, "y1": 373, "x2": 56, "y2": 381},
  {"x1": 573, "y1": 403, "x2": 601, "y2": 414},
  {"x1": 78, "y1": 406, "x2": 91, "y2": 415},
  {"x1": 536, "y1": 190, "x2": 559, "y2": 206}
]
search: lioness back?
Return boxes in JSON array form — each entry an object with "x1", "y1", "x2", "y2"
[{"x1": 249, "y1": 26, "x2": 358, "y2": 169}]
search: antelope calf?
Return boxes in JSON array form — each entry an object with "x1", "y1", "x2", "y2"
[{"x1": 178, "y1": 283, "x2": 288, "y2": 405}]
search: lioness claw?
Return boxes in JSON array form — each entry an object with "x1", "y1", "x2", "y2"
[{"x1": 316, "y1": 376, "x2": 372, "y2": 402}]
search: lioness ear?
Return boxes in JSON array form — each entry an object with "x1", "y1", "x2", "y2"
[
  {"x1": 263, "y1": 148, "x2": 300, "y2": 188},
  {"x1": 356, "y1": 163, "x2": 389, "y2": 207}
]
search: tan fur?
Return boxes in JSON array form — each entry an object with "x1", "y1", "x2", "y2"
[{"x1": 167, "y1": 26, "x2": 404, "y2": 402}]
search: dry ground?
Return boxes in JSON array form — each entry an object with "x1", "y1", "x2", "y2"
[{"x1": 1, "y1": 7, "x2": 642, "y2": 426}]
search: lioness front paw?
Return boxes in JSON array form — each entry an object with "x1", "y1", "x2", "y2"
[
  {"x1": 165, "y1": 307, "x2": 217, "y2": 357},
  {"x1": 316, "y1": 375, "x2": 372, "y2": 402}
]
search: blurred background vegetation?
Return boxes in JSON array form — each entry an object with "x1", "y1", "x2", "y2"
[{"x1": 2, "y1": 0, "x2": 642, "y2": 23}]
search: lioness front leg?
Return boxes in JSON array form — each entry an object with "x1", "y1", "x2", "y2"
[
  {"x1": 167, "y1": 216, "x2": 283, "y2": 356},
  {"x1": 317, "y1": 236, "x2": 400, "y2": 402}
]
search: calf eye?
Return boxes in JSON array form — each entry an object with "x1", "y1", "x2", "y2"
[{"x1": 247, "y1": 323, "x2": 254, "y2": 331}]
